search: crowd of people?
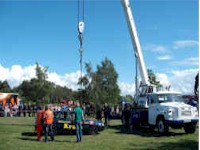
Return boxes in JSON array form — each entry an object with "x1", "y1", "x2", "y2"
[
  {"x1": 35, "y1": 101, "x2": 85, "y2": 143},
  {"x1": 0, "y1": 100, "x2": 131, "y2": 142},
  {"x1": 36, "y1": 105, "x2": 55, "y2": 142},
  {"x1": 34, "y1": 101, "x2": 125, "y2": 143},
  {"x1": 0, "y1": 103, "x2": 41, "y2": 117}
]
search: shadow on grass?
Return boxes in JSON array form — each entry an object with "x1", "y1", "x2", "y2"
[
  {"x1": 0, "y1": 123, "x2": 34, "y2": 127},
  {"x1": 109, "y1": 124, "x2": 187, "y2": 137},
  {"x1": 17, "y1": 137, "x2": 38, "y2": 142},
  {"x1": 126, "y1": 139, "x2": 198, "y2": 150},
  {"x1": 21, "y1": 130, "x2": 98, "y2": 137},
  {"x1": 18, "y1": 136, "x2": 80, "y2": 143},
  {"x1": 22, "y1": 132, "x2": 37, "y2": 136},
  {"x1": 21, "y1": 131, "x2": 95, "y2": 143}
]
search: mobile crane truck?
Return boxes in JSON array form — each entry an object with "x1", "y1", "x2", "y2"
[{"x1": 121, "y1": 0, "x2": 198, "y2": 135}]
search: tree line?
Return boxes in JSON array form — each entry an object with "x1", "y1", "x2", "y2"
[
  {"x1": 1, "y1": 58, "x2": 197, "y2": 105},
  {"x1": 0, "y1": 59, "x2": 122, "y2": 105}
]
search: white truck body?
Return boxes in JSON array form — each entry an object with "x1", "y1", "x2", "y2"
[
  {"x1": 148, "y1": 91, "x2": 198, "y2": 125},
  {"x1": 121, "y1": 0, "x2": 198, "y2": 134},
  {"x1": 131, "y1": 91, "x2": 198, "y2": 134}
]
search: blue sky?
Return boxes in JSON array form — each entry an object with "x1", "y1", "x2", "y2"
[{"x1": 0, "y1": 0, "x2": 198, "y2": 95}]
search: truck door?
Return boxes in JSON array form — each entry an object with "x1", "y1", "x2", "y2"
[{"x1": 148, "y1": 94, "x2": 157, "y2": 125}]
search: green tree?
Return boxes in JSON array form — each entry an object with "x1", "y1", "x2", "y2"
[
  {"x1": 120, "y1": 95, "x2": 134, "y2": 103},
  {"x1": 35, "y1": 62, "x2": 48, "y2": 81},
  {"x1": 16, "y1": 63, "x2": 51, "y2": 104},
  {"x1": 83, "y1": 58, "x2": 120, "y2": 105},
  {"x1": 147, "y1": 69, "x2": 162, "y2": 90},
  {"x1": 0, "y1": 81, "x2": 11, "y2": 92},
  {"x1": 78, "y1": 62, "x2": 94, "y2": 103}
]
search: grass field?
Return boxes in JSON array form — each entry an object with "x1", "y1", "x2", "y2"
[{"x1": 0, "y1": 117, "x2": 198, "y2": 150}]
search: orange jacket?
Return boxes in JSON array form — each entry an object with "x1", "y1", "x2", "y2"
[
  {"x1": 36, "y1": 110, "x2": 44, "y2": 125},
  {"x1": 44, "y1": 109, "x2": 54, "y2": 124}
]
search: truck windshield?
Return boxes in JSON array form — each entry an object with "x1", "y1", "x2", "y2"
[{"x1": 157, "y1": 94, "x2": 183, "y2": 103}]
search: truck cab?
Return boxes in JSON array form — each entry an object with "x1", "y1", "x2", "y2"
[{"x1": 147, "y1": 91, "x2": 198, "y2": 134}]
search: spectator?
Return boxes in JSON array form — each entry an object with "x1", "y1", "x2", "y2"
[
  {"x1": 12, "y1": 103, "x2": 18, "y2": 116},
  {"x1": 4, "y1": 104, "x2": 9, "y2": 117},
  {"x1": 9, "y1": 103, "x2": 13, "y2": 117},
  {"x1": 0, "y1": 103, "x2": 4, "y2": 117},
  {"x1": 44, "y1": 105, "x2": 54, "y2": 142},
  {"x1": 23, "y1": 104, "x2": 27, "y2": 117},
  {"x1": 74, "y1": 101, "x2": 84, "y2": 142},
  {"x1": 36, "y1": 105, "x2": 44, "y2": 141},
  {"x1": 18, "y1": 105, "x2": 22, "y2": 117},
  {"x1": 96, "y1": 105, "x2": 102, "y2": 122},
  {"x1": 27, "y1": 104, "x2": 31, "y2": 117},
  {"x1": 32, "y1": 104, "x2": 35, "y2": 117},
  {"x1": 103, "y1": 103, "x2": 111, "y2": 127},
  {"x1": 123, "y1": 104, "x2": 131, "y2": 133}
]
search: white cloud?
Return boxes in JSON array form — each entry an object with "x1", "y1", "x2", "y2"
[
  {"x1": 156, "y1": 69, "x2": 198, "y2": 94},
  {"x1": 172, "y1": 57, "x2": 199, "y2": 66},
  {"x1": 173, "y1": 40, "x2": 199, "y2": 49},
  {"x1": 118, "y1": 82, "x2": 135, "y2": 96},
  {"x1": 143, "y1": 44, "x2": 168, "y2": 53},
  {"x1": 120, "y1": 69, "x2": 198, "y2": 95},
  {"x1": 156, "y1": 73, "x2": 170, "y2": 87},
  {"x1": 157, "y1": 55, "x2": 172, "y2": 61},
  {"x1": 48, "y1": 71, "x2": 82, "y2": 91},
  {"x1": 0, "y1": 64, "x2": 82, "y2": 91},
  {"x1": 0, "y1": 64, "x2": 36, "y2": 88},
  {"x1": 0, "y1": 64, "x2": 198, "y2": 96}
]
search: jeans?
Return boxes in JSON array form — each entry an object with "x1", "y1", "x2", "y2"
[
  {"x1": 45, "y1": 124, "x2": 54, "y2": 142},
  {"x1": 75, "y1": 123, "x2": 82, "y2": 142}
]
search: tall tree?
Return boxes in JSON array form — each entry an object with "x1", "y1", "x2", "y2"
[
  {"x1": 83, "y1": 58, "x2": 120, "y2": 105},
  {"x1": 0, "y1": 81, "x2": 11, "y2": 92},
  {"x1": 147, "y1": 69, "x2": 162, "y2": 90},
  {"x1": 16, "y1": 63, "x2": 51, "y2": 104},
  {"x1": 35, "y1": 62, "x2": 48, "y2": 81}
]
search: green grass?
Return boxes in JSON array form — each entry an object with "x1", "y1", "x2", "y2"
[{"x1": 0, "y1": 117, "x2": 198, "y2": 150}]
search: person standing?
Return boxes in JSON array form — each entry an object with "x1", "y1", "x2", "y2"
[
  {"x1": 44, "y1": 105, "x2": 54, "y2": 142},
  {"x1": 18, "y1": 105, "x2": 22, "y2": 117},
  {"x1": 74, "y1": 101, "x2": 84, "y2": 143},
  {"x1": 27, "y1": 104, "x2": 31, "y2": 117},
  {"x1": 23, "y1": 104, "x2": 27, "y2": 117},
  {"x1": 103, "y1": 103, "x2": 111, "y2": 127},
  {"x1": 36, "y1": 105, "x2": 44, "y2": 141},
  {"x1": 96, "y1": 105, "x2": 102, "y2": 122},
  {"x1": 123, "y1": 104, "x2": 131, "y2": 133}
]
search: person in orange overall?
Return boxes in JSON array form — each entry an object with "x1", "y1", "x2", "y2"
[
  {"x1": 36, "y1": 105, "x2": 44, "y2": 141},
  {"x1": 44, "y1": 105, "x2": 54, "y2": 142}
]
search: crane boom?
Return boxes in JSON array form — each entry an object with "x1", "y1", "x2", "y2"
[{"x1": 121, "y1": 0, "x2": 149, "y2": 86}]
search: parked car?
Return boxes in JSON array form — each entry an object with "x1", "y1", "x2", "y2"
[{"x1": 52, "y1": 110, "x2": 104, "y2": 135}]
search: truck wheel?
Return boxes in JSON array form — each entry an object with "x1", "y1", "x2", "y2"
[
  {"x1": 157, "y1": 118, "x2": 168, "y2": 135},
  {"x1": 184, "y1": 123, "x2": 196, "y2": 134}
]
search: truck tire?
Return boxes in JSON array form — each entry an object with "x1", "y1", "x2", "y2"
[
  {"x1": 184, "y1": 123, "x2": 196, "y2": 134},
  {"x1": 157, "y1": 118, "x2": 168, "y2": 135}
]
